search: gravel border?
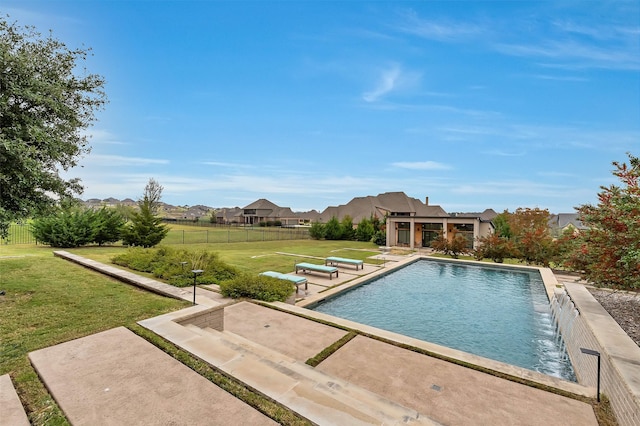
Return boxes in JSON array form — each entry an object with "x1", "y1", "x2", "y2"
[{"x1": 589, "y1": 288, "x2": 640, "y2": 347}]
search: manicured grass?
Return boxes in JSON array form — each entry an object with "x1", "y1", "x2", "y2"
[
  {"x1": 0, "y1": 254, "x2": 189, "y2": 425},
  {"x1": 65, "y1": 239, "x2": 383, "y2": 276},
  {"x1": 0, "y1": 237, "x2": 381, "y2": 425}
]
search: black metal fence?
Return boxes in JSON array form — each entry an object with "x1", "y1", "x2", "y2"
[
  {"x1": 163, "y1": 227, "x2": 311, "y2": 244},
  {"x1": 1, "y1": 223, "x2": 37, "y2": 245},
  {"x1": 1, "y1": 223, "x2": 310, "y2": 245}
]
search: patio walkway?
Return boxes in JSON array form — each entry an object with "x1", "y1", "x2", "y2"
[{"x1": 37, "y1": 251, "x2": 599, "y2": 425}]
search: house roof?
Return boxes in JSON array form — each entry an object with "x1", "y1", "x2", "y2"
[
  {"x1": 216, "y1": 207, "x2": 242, "y2": 220},
  {"x1": 450, "y1": 209, "x2": 498, "y2": 222},
  {"x1": 549, "y1": 213, "x2": 586, "y2": 230},
  {"x1": 317, "y1": 191, "x2": 449, "y2": 223},
  {"x1": 242, "y1": 199, "x2": 281, "y2": 210}
]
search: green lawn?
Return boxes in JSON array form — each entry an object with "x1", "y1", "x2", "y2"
[
  {"x1": 65, "y1": 238, "x2": 383, "y2": 275},
  {"x1": 0, "y1": 251, "x2": 189, "y2": 425},
  {"x1": 0, "y1": 236, "x2": 381, "y2": 425}
]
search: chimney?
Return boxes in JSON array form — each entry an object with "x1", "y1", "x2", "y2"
[{"x1": 425, "y1": 197, "x2": 429, "y2": 205}]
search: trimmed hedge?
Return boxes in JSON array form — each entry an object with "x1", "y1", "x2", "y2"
[
  {"x1": 112, "y1": 246, "x2": 238, "y2": 287},
  {"x1": 219, "y1": 274, "x2": 294, "y2": 302}
]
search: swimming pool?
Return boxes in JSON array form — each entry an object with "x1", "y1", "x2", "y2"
[{"x1": 311, "y1": 259, "x2": 576, "y2": 381}]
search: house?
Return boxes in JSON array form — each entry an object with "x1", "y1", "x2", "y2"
[
  {"x1": 237, "y1": 199, "x2": 301, "y2": 226},
  {"x1": 383, "y1": 194, "x2": 497, "y2": 250},
  {"x1": 316, "y1": 192, "x2": 429, "y2": 225},
  {"x1": 548, "y1": 213, "x2": 586, "y2": 236},
  {"x1": 314, "y1": 191, "x2": 496, "y2": 250},
  {"x1": 215, "y1": 207, "x2": 242, "y2": 224}
]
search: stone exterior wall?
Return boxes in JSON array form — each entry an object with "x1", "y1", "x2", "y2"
[
  {"x1": 176, "y1": 305, "x2": 225, "y2": 331},
  {"x1": 554, "y1": 283, "x2": 640, "y2": 426}
]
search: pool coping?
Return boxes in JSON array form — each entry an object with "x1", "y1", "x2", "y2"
[{"x1": 295, "y1": 255, "x2": 588, "y2": 397}]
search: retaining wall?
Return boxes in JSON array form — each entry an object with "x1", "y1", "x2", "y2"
[
  {"x1": 176, "y1": 305, "x2": 225, "y2": 331},
  {"x1": 554, "y1": 282, "x2": 640, "y2": 426}
]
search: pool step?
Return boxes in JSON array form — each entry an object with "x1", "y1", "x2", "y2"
[{"x1": 182, "y1": 324, "x2": 439, "y2": 425}]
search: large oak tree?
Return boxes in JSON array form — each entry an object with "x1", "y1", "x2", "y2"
[{"x1": 0, "y1": 17, "x2": 106, "y2": 237}]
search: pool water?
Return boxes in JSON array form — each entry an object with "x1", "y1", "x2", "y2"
[{"x1": 312, "y1": 259, "x2": 576, "y2": 381}]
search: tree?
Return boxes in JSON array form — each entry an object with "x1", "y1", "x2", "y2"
[
  {"x1": 121, "y1": 179, "x2": 169, "y2": 247},
  {"x1": 309, "y1": 221, "x2": 325, "y2": 239},
  {"x1": 324, "y1": 216, "x2": 343, "y2": 240},
  {"x1": 474, "y1": 234, "x2": 518, "y2": 263},
  {"x1": 567, "y1": 154, "x2": 640, "y2": 289},
  {"x1": 355, "y1": 217, "x2": 375, "y2": 242},
  {"x1": 430, "y1": 230, "x2": 470, "y2": 259},
  {"x1": 505, "y1": 207, "x2": 554, "y2": 266},
  {"x1": 492, "y1": 211, "x2": 512, "y2": 238},
  {"x1": 0, "y1": 17, "x2": 107, "y2": 238},
  {"x1": 340, "y1": 215, "x2": 355, "y2": 240}
]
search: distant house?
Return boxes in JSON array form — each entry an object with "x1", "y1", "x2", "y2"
[
  {"x1": 181, "y1": 205, "x2": 211, "y2": 220},
  {"x1": 215, "y1": 207, "x2": 242, "y2": 224},
  {"x1": 549, "y1": 213, "x2": 586, "y2": 236},
  {"x1": 234, "y1": 199, "x2": 301, "y2": 226}
]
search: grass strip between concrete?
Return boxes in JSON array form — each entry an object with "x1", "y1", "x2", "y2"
[
  {"x1": 128, "y1": 324, "x2": 313, "y2": 426},
  {"x1": 254, "y1": 301, "x2": 618, "y2": 425},
  {"x1": 305, "y1": 331, "x2": 358, "y2": 367}
]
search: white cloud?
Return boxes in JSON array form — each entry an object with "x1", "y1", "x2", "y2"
[
  {"x1": 391, "y1": 161, "x2": 451, "y2": 171},
  {"x1": 362, "y1": 65, "x2": 402, "y2": 102},
  {"x1": 83, "y1": 154, "x2": 169, "y2": 166},
  {"x1": 394, "y1": 9, "x2": 485, "y2": 42},
  {"x1": 201, "y1": 161, "x2": 253, "y2": 169},
  {"x1": 494, "y1": 40, "x2": 640, "y2": 71}
]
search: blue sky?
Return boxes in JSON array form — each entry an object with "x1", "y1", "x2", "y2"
[{"x1": 5, "y1": 1, "x2": 639, "y2": 213}]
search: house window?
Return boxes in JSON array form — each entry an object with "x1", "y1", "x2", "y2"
[
  {"x1": 454, "y1": 223, "x2": 474, "y2": 248},
  {"x1": 422, "y1": 223, "x2": 443, "y2": 247},
  {"x1": 397, "y1": 222, "x2": 410, "y2": 245}
]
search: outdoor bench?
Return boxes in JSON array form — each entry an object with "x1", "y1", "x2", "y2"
[
  {"x1": 259, "y1": 271, "x2": 308, "y2": 292},
  {"x1": 295, "y1": 262, "x2": 339, "y2": 279},
  {"x1": 325, "y1": 256, "x2": 364, "y2": 270}
]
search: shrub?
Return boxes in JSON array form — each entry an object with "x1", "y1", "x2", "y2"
[
  {"x1": 372, "y1": 230, "x2": 386, "y2": 246},
  {"x1": 93, "y1": 207, "x2": 125, "y2": 245},
  {"x1": 430, "y1": 232, "x2": 470, "y2": 259},
  {"x1": 474, "y1": 234, "x2": 517, "y2": 263},
  {"x1": 324, "y1": 216, "x2": 343, "y2": 240},
  {"x1": 112, "y1": 246, "x2": 239, "y2": 287},
  {"x1": 32, "y1": 206, "x2": 124, "y2": 248},
  {"x1": 355, "y1": 218, "x2": 375, "y2": 242},
  {"x1": 219, "y1": 274, "x2": 294, "y2": 302},
  {"x1": 309, "y1": 221, "x2": 325, "y2": 239}
]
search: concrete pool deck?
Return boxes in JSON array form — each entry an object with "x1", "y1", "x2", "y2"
[{"x1": 27, "y1": 251, "x2": 600, "y2": 425}]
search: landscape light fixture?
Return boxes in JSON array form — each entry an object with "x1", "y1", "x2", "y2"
[
  {"x1": 180, "y1": 261, "x2": 188, "y2": 272},
  {"x1": 580, "y1": 347, "x2": 601, "y2": 402},
  {"x1": 191, "y1": 269, "x2": 204, "y2": 305}
]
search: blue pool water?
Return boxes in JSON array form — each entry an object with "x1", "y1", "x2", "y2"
[{"x1": 312, "y1": 259, "x2": 575, "y2": 381}]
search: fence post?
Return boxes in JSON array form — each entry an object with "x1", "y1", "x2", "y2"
[
  {"x1": 182, "y1": 230, "x2": 185, "y2": 244},
  {"x1": 206, "y1": 230, "x2": 209, "y2": 244}
]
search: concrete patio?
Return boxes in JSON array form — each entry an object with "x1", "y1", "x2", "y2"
[{"x1": 16, "y1": 251, "x2": 602, "y2": 425}]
